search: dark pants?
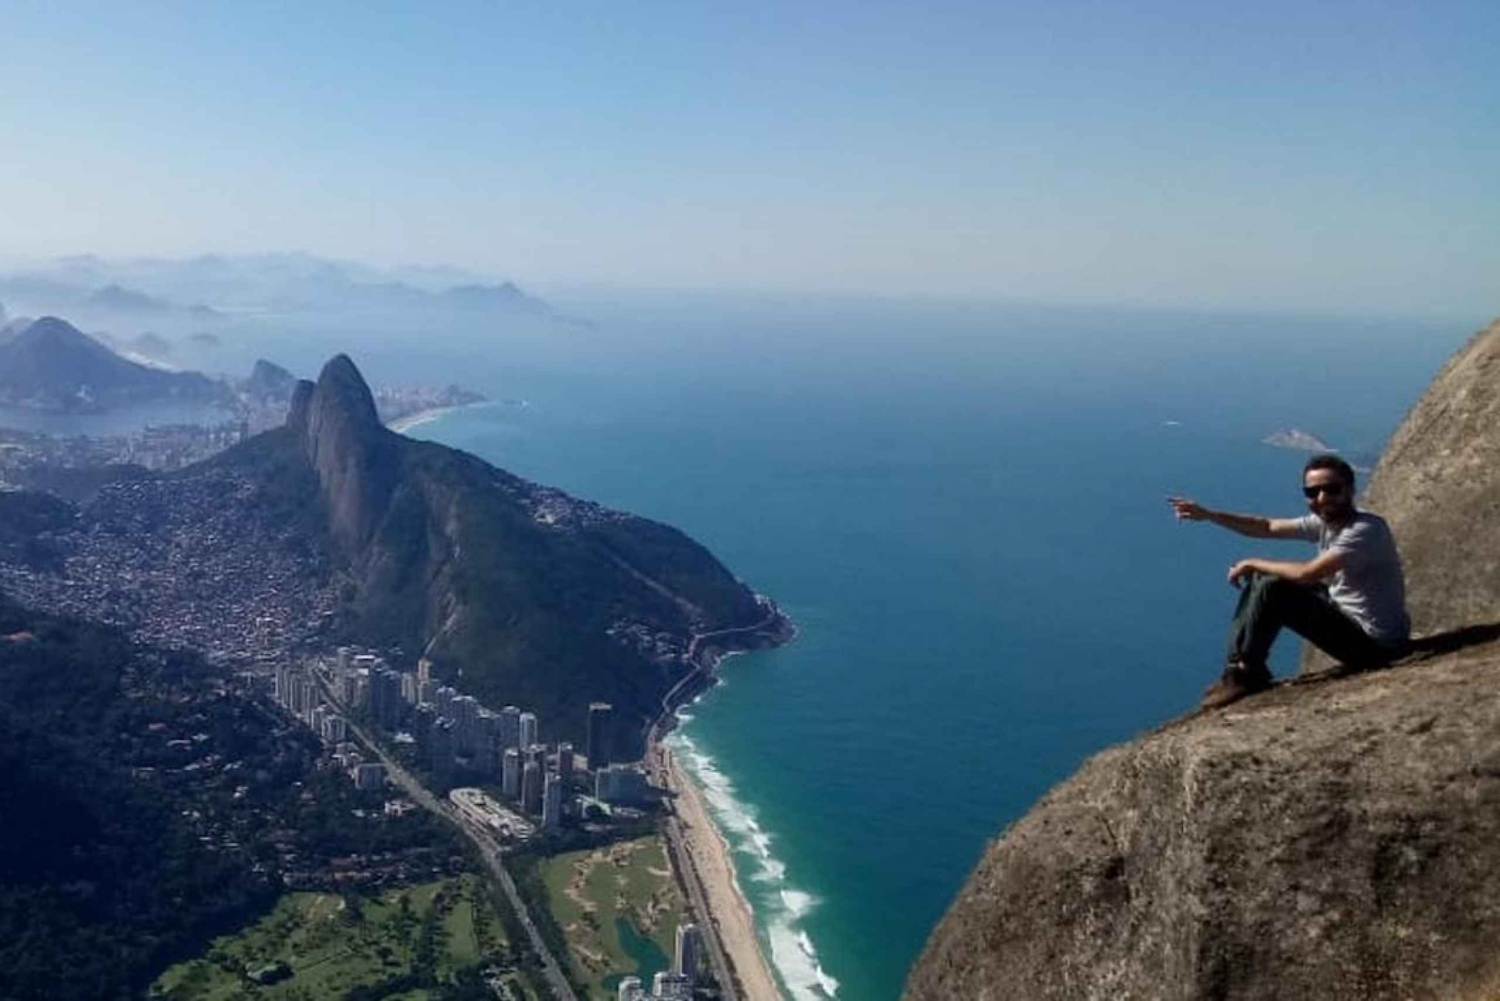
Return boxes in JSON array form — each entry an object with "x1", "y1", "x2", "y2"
[{"x1": 1226, "y1": 573, "x2": 1395, "y2": 671}]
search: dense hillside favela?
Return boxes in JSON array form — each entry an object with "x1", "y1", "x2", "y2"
[
  {"x1": 0, "y1": 312, "x2": 789, "y2": 1001},
  {"x1": 904, "y1": 318, "x2": 1500, "y2": 1001}
]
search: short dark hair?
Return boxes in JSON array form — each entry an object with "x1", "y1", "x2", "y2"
[{"x1": 1303, "y1": 453, "x2": 1355, "y2": 490}]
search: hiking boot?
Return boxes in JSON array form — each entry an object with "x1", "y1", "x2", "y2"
[{"x1": 1200, "y1": 661, "x2": 1272, "y2": 710}]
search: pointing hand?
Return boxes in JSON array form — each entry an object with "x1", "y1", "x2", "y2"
[{"x1": 1168, "y1": 496, "x2": 1208, "y2": 521}]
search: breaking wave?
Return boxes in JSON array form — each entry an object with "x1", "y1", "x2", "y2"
[{"x1": 665, "y1": 729, "x2": 841, "y2": 1000}]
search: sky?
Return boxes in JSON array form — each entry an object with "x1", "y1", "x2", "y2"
[{"x1": 0, "y1": 0, "x2": 1496, "y2": 316}]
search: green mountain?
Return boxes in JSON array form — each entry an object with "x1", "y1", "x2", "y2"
[
  {"x1": 0, "y1": 595, "x2": 460, "y2": 1001},
  {"x1": 272, "y1": 354, "x2": 785, "y2": 751}
]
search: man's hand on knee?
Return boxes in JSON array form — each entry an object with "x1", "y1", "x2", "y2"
[{"x1": 1228, "y1": 560, "x2": 1258, "y2": 588}]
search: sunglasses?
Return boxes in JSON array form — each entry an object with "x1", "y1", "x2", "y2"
[{"x1": 1302, "y1": 483, "x2": 1347, "y2": 499}]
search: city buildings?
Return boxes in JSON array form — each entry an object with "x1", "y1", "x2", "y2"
[
  {"x1": 502, "y1": 748, "x2": 521, "y2": 798},
  {"x1": 594, "y1": 763, "x2": 647, "y2": 805},
  {"x1": 587, "y1": 701, "x2": 613, "y2": 769},
  {"x1": 522, "y1": 760, "x2": 543, "y2": 816},
  {"x1": 651, "y1": 971, "x2": 692, "y2": 1000},
  {"x1": 518, "y1": 710, "x2": 538, "y2": 750},
  {"x1": 499, "y1": 705, "x2": 521, "y2": 750},
  {"x1": 674, "y1": 923, "x2": 702, "y2": 983},
  {"x1": 352, "y1": 762, "x2": 387, "y2": 790},
  {"x1": 542, "y1": 771, "x2": 564, "y2": 830},
  {"x1": 449, "y1": 786, "x2": 532, "y2": 841}
]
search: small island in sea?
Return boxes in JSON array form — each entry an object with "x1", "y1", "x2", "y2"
[{"x1": 1261, "y1": 427, "x2": 1333, "y2": 452}]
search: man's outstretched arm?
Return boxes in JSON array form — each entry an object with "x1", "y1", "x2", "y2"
[{"x1": 1167, "y1": 497, "x2": 1306, "y2": 539}]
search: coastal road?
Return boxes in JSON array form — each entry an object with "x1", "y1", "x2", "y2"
[{"x1": 314, "y1": 674, "x2": 580, "y2": 1001}]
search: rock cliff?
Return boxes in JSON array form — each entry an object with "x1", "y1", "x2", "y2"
[
  {"x1": 1361, "y1": 318, "x2": 1500, "y2": 636},
  {"x1": 905, "y1": 317, "x2": 1500, "y2": 1001},
  {"x1": 299, "y1": 355, "x2": 400, "y2": 550}
]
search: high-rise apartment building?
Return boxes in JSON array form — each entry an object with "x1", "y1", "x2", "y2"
[
  {"x1": 430, "y1": 718, "x2": 454, "y2": 779},
  {"x1": 543, "y1": 771, "x2": 564, "y2": 830},
  {"x1": 450, "y1": 694, "x2": 479, "y2": 754},
  {"x1": 499, "y1": 706, "x2": 522, "y2": 749},
  {"x1": 522, "y1": 760, "x2": 543, "y2": 815},
  {"x1": 587, "y1": 702, "x2": 613, "y2": 769},
  {"x1": 502, "y1": 748, "x2": 521, "y2": 798},
  {"x1": 518, "y1": 711, "x2": 538, "y2": 750},
  {"x1": 674, "y1": 923, "x2": 703, "y2": 983}
]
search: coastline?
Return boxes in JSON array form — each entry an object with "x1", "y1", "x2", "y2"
[
  {"x1": 650, "y1": 604, "x2": 795, "y2": 1001},
  {"x1": 662, "y1": 744, "x2": 785, "y2": 1001},
  {"x1": 385, "y1": 401, "x2": 484, "y2": 434}
]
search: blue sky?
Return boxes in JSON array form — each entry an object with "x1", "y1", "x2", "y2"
[{"x1": 0, "y1": 1, "x2": 1495, "y2": 314}]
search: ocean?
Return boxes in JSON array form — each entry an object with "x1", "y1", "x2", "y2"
[{"x1": 356, "y1": 295, "x2": 1470, "y2": 1001}]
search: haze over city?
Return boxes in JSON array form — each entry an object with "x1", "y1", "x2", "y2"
[{"x1": 1, "y1": 0, "x2": 1495, "y2": 316}]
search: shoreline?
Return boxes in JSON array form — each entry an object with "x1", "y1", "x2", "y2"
[
  {"x1": 385, "y1": 401, "x2": 484, "y2": 434},
  {"x1": 662, "y1": 742, "x2": 785, "y2": 1001},
  {"x1": 651, "y1": 602, "x2": 794, "y2": 1001}
]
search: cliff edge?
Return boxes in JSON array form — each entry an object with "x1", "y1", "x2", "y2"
[{"x1": 905, "y1": 317, "x2": 1500, "y2": 1001}]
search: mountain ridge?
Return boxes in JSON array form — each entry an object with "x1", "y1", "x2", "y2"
[{"x1": 270, "y1": 353, "x2": 785, "y2": 748}]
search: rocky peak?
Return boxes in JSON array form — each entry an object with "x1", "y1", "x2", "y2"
[
  {"x1": 294, "y1": 355, "x2": 398, "y2": 551},
  {"x1": 246, "y1": 358, "x2": 297, "y2": 401},
  {"x1": 285, "y1": 379, "x2": 315, "y2": 435}
]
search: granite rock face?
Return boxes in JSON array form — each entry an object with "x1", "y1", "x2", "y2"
[
  {"x1": 904, "y1": 644, "x2": 1500, "y2": 1001},
  {"x1": 1361, "y1": 318, "x2": 1500, "y2": 637},
  {"x1": 299, "y1": 355, "x2": 400, "y2": 551},
  {"x1": 905, "y1": 315, "x2": 1500, "y2": 1001}
]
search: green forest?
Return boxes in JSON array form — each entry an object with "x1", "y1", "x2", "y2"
[{"x1": 0, "y1": 594, "x2": 463, "y2": 1000}]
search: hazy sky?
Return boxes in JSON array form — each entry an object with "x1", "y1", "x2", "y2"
[{"x1": 1, "y1": 1, "x2": 1495, "y2": 315}]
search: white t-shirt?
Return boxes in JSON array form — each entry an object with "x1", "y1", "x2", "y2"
[{"x1": 1290, "y1": 511, "x2": 1410, "y2": 645}]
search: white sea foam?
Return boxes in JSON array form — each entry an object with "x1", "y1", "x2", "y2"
[
  {"x1": 666, "y1": 728, "x2": 841, "y2": 1000},
  {"x1": 755, "y1": 859, "x2": 787, "y2": 882},
  {"x1": 780, "y1": 889, "x2": 816, "y2": 917}
]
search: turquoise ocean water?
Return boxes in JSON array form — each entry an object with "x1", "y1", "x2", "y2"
[{"x1": 387, "y1": 297, "x2": 1467, "y2": 1001}]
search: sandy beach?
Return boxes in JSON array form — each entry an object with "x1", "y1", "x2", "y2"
[
  {"x1": 386, "y1": 404, "x2": 467, "y2": 434},
  {"x1": 662, "y1": 746, "x2": 784, "y2": 1001}
]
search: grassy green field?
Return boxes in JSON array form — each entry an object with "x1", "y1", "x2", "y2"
[
  {"x1": 538, "y1": 835, "x2": 687, "y2": 1000},
  {"x1": 151, "y1": 874, "x2": 506, "y2": 1000}
]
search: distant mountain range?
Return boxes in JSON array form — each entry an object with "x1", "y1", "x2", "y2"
[
  {"x1": 0, "y1": 317, "x2": 230, "y2": 412},
  {"x1": 0, "y1": 252, "x2": 571, "y2": 325}
]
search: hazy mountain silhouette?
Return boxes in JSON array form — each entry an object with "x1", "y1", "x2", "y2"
[{"x1": 0, "y1": 317, "x2": 229, "y2": 412}]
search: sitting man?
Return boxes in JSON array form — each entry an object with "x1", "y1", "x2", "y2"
[{"x1": 1169, "y1": 454, "x2": 1410, "y2": 709}]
